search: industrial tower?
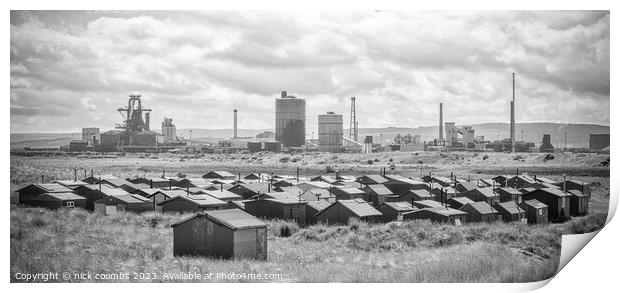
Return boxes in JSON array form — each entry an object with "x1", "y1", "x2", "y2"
[
  {"x1": 510, "y1": 73, "x2": 516, "y2": 152},
  {"x1": 116, "y1": 93, "x2": 151, "y2": 132},
  {"x1": 349, "y1": 97, "x2": 358, "y2": 142}
]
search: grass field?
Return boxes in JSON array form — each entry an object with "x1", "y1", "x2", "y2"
[
  {"x1": 9, "y1": 151, "x2": 611, "y2": 282},
  {"x1": 11, "y1": 207, "x2": 607, "y2": 283}
]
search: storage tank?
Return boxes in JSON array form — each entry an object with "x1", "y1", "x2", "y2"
[
  {"x1": 275, "y1": 91, "x2": 305, "y2": 147},
  {"x1": 318, "y1": 112, "x2": 343, "y2": 153},
  {"x1": 264, "y1": 141, "x2": 282, "y2": 153}
]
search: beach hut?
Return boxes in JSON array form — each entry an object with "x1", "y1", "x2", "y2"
[
  {"x1": 494, "y1": 201, "x2": 526, "y2": 223},
  {"x1": 305, "y1": 200, "x2": 331, "y2": 224},
  {"x1": 171, "y1": 209, "x2": 267, "y2": 260},
  {"x1": 228, "y1": 183, "x2": 275, "y2": 199},
  {"x1": 73, "y1": 185, "x2": 131, "y2": 211},
  {"x1": 315, "y1": 199, "x2": 382, "y2": 225},
  {"x1": 243, "y1": 198, "x2": 307, "y2": 225},
  {"x1": 362, "y1": 184, "x2": 393, "y2": 206},
  {"x1": 29, "y1": 193, "x2": 87, "y2": 210},
  {"x1": 411, "y1": 199, "x2": 444, "y2": 209},
  {"x1": 355, "y1": 175, "x2": 388, "y2": 186},
  {"x1": 377, "y1": 202, "x2": 416, "y2": 222},
  {"x1": 521, "y1": 188, "x2": 571, "y2": 222},
  {"x1": 519, "y1": 199, "x2": 549, "y2": 224},
  {"x1": 494, "y1": 187, "x2": 523, "y2": 203},
  {"x1": 459, "y1": 202, "x2": 501, "y2": 223},
  {"x1": 93, "y1": 194, "x2": 153, "y2": 215},
  {"x1": 402, "y1": 207, "x2": 468, "y2": 225},
  {"x1": 16, "y1": 183, "x2": 73, "y2": 206},
  {"x1": 158, "y1": 194, "x2": 229, "y2": 213}
]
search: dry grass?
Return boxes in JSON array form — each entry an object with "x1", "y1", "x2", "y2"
[{"x1": 11, "y1": 207, "x2": 561, "y2": 283}]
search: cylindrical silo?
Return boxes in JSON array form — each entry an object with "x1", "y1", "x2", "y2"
[
  {"x1": 275, "y1": 91, "x2": 306, "y2": 147},
  {"x1": 318, "y1": 112, "x2": 343, "y2": 153}
]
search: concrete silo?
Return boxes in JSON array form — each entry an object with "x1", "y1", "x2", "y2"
[
  {"x1": 275, "y1": 91, "x2": 306, "y2": 147},
  {"x1": 318, "y1": 112, "x2": 343, "y2": 153}
]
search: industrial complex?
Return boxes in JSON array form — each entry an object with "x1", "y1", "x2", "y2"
[{"x1": 54, "y1": 73, "x2": 609, "y2": 155}]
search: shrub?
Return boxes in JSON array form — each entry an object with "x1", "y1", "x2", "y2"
[
  {"x1": 568, "y1": 213, "x2": 607, "y2": 234},
  {"x1": 483, "y1": 155, "x2": 489, "y2": 160}
]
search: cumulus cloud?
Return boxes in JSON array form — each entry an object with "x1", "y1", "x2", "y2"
[{"x1": 10, "y1": 10, "x2": 610, "y2": 133}]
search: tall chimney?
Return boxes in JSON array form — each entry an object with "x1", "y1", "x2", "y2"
[
  {"x1": 233, "y1": 109, "x2": 238, "y2": 138},
  {"x1": 145, "y1": 112, "x2": 150, "y2": 131},
  {"x1": 439, "y1": 103, "x2": 444, "y2": 140},
  {"x1": 510, "y1": 73, "x2": 516, "y2": 152}
]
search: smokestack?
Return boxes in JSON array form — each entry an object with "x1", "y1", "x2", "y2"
[
  {"x1": 439, "y1": 103, "x2": 444, "y2": 140},
  {"x1": 233, "y1": 109, "x2": 238, "y2": 139},
  {"x1": 510, "y1": 73, "x2": 516, "y2": 152},
  {"x1": 145, "y1": 112, "x2": 150, "y2": 131}
]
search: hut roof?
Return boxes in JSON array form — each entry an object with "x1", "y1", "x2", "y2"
[
  {"x1": 232, "y1": 182, "x2": 272, "y2": 194},
  {"x1": 364, "y1": 184, "x2": 393, "y2": 196},
  {"x1": 203, "y1": 171, "x2": 235, "y2": 178},
  {"x1": 159, "y1": 194, "x2": 227, "y2": 207},
  {"x1": 334, "y1": 186, "x2": 365, "y2": 195},
  {"x1": 406, "y1": 207, "x2": 467, "y2": 217},
  {"x1": 461, "y1": 202, "x2": 498, "y2": 214},
  {"x1": 306, "y1": 200, "x2": 331, "y2": 212},
  {"x1": 96, "y1": 194, "x2": 150, "y2": 204},
  {"x1": 381, "y1": 201, "x2": 415, "y2": 212},
  {"x1": 521, "y1": 199, "x2": 548, "y2": 209},
  {"x1": 33, "y1": 192, "x2": 85, "y2": 201},
  {"x1": 135, "y1": 188, "x2": 161, "y2": 196},
  {"x1": 413, "y1": 200, "x2": 444, "y2": 208},
  {"x1": 357, "y1": 175, "x2": 388, "y2": 184},
  {"x1": 384, "y1": 175, "x2": 425, "y2": 185},
  {"x1": 17, "y1": 183, "x2": 72, "y2": 193},
  {"x1": 154, "y1": 189, "x2": 191, "y2": 198},
  {"x1": 53, "y1": 180, "x2": 89, "y2": 187},
  {"x1": 402, "y1": 189, "x2": 433, "y2": 199},
  {"x1": 449, "y1": 197, "x2": 474, "y2": 205},
  {"x1": 278, "y1": 186, "x2": 304, "y2": 195},
  {"x1": 172, "y1": 209, "x2": 266, "y2": 230},
  {"x1": 495, "y1": 201, "x2": 524, "y2": 214},
  {"x1": 202, "y1": 190, "x2": 242, "y2": 201},
  {"x1": 567, "y1": 189, "x2": 589, "y2": 198}
]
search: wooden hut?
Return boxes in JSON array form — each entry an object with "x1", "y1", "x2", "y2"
[
  {"x1": 555, "y1": 180, "x2": 592, "y2": 196},
  {"x1": 494, "y1": 187, "x2": 523, "y2": 203},
  {"x1": 171, "y1": 209, "x2": 267, "y2": 260},
  {"x1": 310, "y1": 175, "x2": 338, "y2": 185},
  {"x1": 202, "y1": 171, "x2": 236, "y2": 180},
  {"x1": 228, "y1": 183, "x2": 275, "y2": 200},
  {"x1": 383, "y1": 175, "x2": 428, "y2": 195},
  {"x1": 243, "y1": 198, "x2": 307, "y2": 225},
  {"x1": 150, "y1": 190, "x2": 191, "y2": 212},
  {"x1": 295, "y1": 181, "x2": 332, "y2": 192},
  {"x1": 173, "y1": 178, "x2": 214, "y2": 189},
  {"x1": 132, "y1": 188, "x2": 161, "y2": 199},
  {"x1": 94, "y1": 194, "x2": 152, "y2": 215},
  {"x1": 53, "y1": 180, "x2": 89, "y2": 189},
  {"x1": 519, "y1": 199, "x2": 549, "y2": 224},
  {"x1": 158, "y1": 194, "x2": 229, "y2": 213},
  {"x1": 494, "y1": 201, "x2": 526, "y2": 223},
  {"x1": 459, "y1": 202, "x2": 501, "y2": 223},
  {"x1": 402, "y1": 207, "x2": 468, "y2": 225},
  {"x1": 355, "y1": 175, "x2": 388, "y2": 185},
  {"x1": 29, "y1": 193, "x2": 87, "y2": 210},
  {"x1": 447, "y1": 197, "x2": 474, "y2": 209},
  {"x1": 377, "y1": 202, "x2": 416, "y2": 222},
  {"x1": 305, "y1": 200, "x2": 332, "y2": 225},
  {"x1": 16, "y1": 183, "x2": 73, "y2": 206},
  {"x1": 521, "y1": 188, "x2": 571, "y2": 222},
  {"x1": 73, "y1": 185, "x2": 131, "y2": 211},
  {"x1": 202, "y1": 190, "x2": 243, "y2": 202},
  {"x1": 567, "y1": 189, "x2": 589, "y2": 216},
  {"x1": 386, "y1": 190, "x2": 433, "y2": 203},
  {"x1": 129, "y1": 177, "x2": 171, "y2": 189},
  {"x1": 315, "y1": 199, "x2": 382, "y2": 225},
  {"x1": 455, "y1": 181, "x2": 480, "y2": 193},
  {"x1": 330, "y1": 186, "x2": 365, "y2": 200},
  {"x1": 461, "y1": 188, "x2": 500, "y2": 206},
  {"x1": 300, "y1": 189, "x2": 335, "y2": 202},
  {"x1": 411, "y1": 200, "x2": 444, "y2": 209},
  {"x1": 363, "y1": 184, "x2": 393, "y2": 206}
]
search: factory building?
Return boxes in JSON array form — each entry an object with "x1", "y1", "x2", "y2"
[
  {"x1": 589, "y1": 134, "x2": 610, "y2": 151},
  {"x1": 82, "y1": 128, "x2": 100, "y2": 146},
  {"x1": 162, "y1": 118, "x2": 177, "y2": 143},
  {"x1": 318, "y1": 112, "x2": 343, "y2": 153},
  {"x1": 275, "y1": 91, "x2": 305, "y2": 147}
]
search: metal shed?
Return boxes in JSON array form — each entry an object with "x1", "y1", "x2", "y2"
[
  {"x1": 377, "y1": 201, "x2": 416, "y2": 222},
  {"x1": 402, "y1": 207, "x2": 468, "y2": 225},
  {"x1": 314, "y1": 199, "x2": 382, "y2": 225},
  {"x1": 362, "y1": 184, "x2": 393, "y2": 206},
  {"x1": 244, "y1": 197, "x2": 307, "y2": 225},
  {"x1": 494, "y1": 201, "x2": 526, "y2": 223},
  {"x1": 29, "y1": 192, "x2": 87, "y2": 210},
  {"x1": 459, "y1": 202, "x2": 502, "y2": 223},
  {"x1": 521, "y1": 188, "x2": 571, "y2": 222},
  {"x1": 94, "y1": 194, "x2": 153, "y2": 215},
  {"x1": 171, "y1": 209, "x2": 267, "y2": 260},
  {"x1": 519, "y1": 199, "x2": 549, "y2": 224},
  {"x1": 330, "y1": 186, "x2": 365, "y2": 200},
  {"x1": 16, "y1": 183, "x2": 73, "y2": 206},
  {"x1": 158, "y1": 194, "x2": 229, "y2": 213}
]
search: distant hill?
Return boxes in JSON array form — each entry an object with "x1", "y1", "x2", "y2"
[{"x1": 10, "y1": 123, "x2": 609, "y2": 149}]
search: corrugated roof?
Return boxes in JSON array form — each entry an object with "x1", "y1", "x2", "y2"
[
  {"x1": 33, "y1": 192, "x2": 85, "y2": 201},
  {"x1": 449, "y1": 197, "x2": 474, "y2": 205},
  {"x1": 567, "y1": 189, "x2": 588, "y2": 198},
  {"x1": 306, "y1": 200, "x2": 331, "y2": 211},
  {"x1": 413, "y1": 200, "x2": 444, "y2": 208},
  {"x1": 382, "y1": 201, "x2": 415, "y2": 212},
  {"x1": 337, "y1": 199, "x2": 382, "y2": 217},
  {"x1": 495, "y1": 201, "x2": 524, "y2": 214},
  {"x1": 53, "y1": 180, "x2": 89, "y2": 187},
  {"x1": 18, "y1": 183, "x2": 73, "y2": 193},
  {"x1": 461, "y1": 202, "x2": 497, "y2": 214},
  {"x1": 406, "y1": 207, "x2": 467, "y2": 217},
  {"x1": 404, "y1": 190, "x2": 433, "y2": 198},
  {"x1": 334, "y1": 186, "x2": 365, "y2": 195},
  {"x1": 172, "y1": 209, "x2": 266, "y2": 230},
  {"x1": 522, "y1": 199, "x2": 548, "y2": 209},
  {"x1": 203, "y1": 190, "x2": 242, "y2": 200},
  {"x1": 161, "y1": 194, "x2": 227, "y2": 207},
  {"x1": 364, "y1": 184, "x2": 393, "y2": 195}
]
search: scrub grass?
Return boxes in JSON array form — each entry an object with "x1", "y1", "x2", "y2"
[{"x1": 11, "y1": 207, "x2": 561, "y2": 283}]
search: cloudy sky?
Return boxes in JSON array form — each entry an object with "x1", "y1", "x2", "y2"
[{"x1": 10, "y1": 10, "x2": 610, "y2": 134}]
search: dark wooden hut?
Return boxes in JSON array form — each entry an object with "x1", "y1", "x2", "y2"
[{"x1": 315, "y1": 199, "x2": 382, "y2": 225}]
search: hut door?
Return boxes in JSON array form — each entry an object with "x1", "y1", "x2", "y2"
[{"x1": 105, "y1": 205, "x2": 117, "y2": 215}]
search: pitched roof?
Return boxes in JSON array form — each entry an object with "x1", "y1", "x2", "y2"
[
  {"x1": 384, "y1": 175, "x2": 425, "y2": 185},
  {"x1": 522, "y1": 199, "x2": 548, "y2": 209},
  {"x1": 533, "y1": 188, "x2": 570, "y2": 197},
  {"x1": 97, "y1": 194, "x2": 151, "y2": 204},
  {"x1": 336, "y1": 199, "x2": 382, "y2": 218},
  {"x1": 402, "y1": 189, "x2": 433, "y2": 199},
  {"x1": 202, "y1": 190, "x2": 242, "y2": 201},
  {"x1": 449, "y1": 197, "x2": 474, "y2": 205},
  {"x1": 495, "y1": 201, "x2": 524, "y2": 214},
  {"x1": 231, "y1": 182, "x2": 272, "y2": 194},
  {"x1": 18, "y1": 183, "x2": 73, "y2": 193},
  {"x1": 461, "y1": 202, "x2": 498, "y2": 214},
  {"x1": 364, "y1": 184, "x2": 393, "y2": 196},
  {"x1": 203, "y1": 170, "x2": 235, "y2": 178},
  {"x1": 279, "y1": 186, "x2": 304, "y2": 195},
  {"x1": 159, "y1": 194, "x2": 228, "y2": 207},
  {"x1": 567, "y1": 189, "x2": 588, "y2": 198},
  {"x1": 301, "y1": 189, "x2": 333, "y2": 199},
  {"x1": 466, "y1": 188, "x2": 497, "y2": 198},
  {"x1": 306, "y1": 200, "x2": 331, "y2": 211},
  {"x1": 134, "y1": 188, "x2": 161, "y2": 196},
  {"x1": 381, "y1": 201, "x2": 415, "y2": 212},
  {"x1": 456, "y1": 181, "x2": 479, "y2": 192},
  {"x1": 496, "y1": 187, "x2": 522, "y2": 195},
  {"x1": 154, "y1": 189, "x2": 192, "y2": 198},
  {"x1": 334, "y1": 186, "x2": 365, "y2": 195},
  {"x1": 53, "y1": 180, "x2": 89, "y2": 187},
  {"x1": 357, "y1": 175, "x2": 388, "y2": 184},
  {"x1": 33, "y1": 192, "x2": 85, "y2": 201},
  {"x1": 172, "y1": 209, "x2": 266, "y2": 230},
  {"x1": 412, "y1": 200, "x2": 444, "y2": 208},
  {"x1": 264, "y1": 197, "x2": 306, "y2": 205},
  {"x1": 405, "y1": 207, "x2": 467, "y2": 217}
]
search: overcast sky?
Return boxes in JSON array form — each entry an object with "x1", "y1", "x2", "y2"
[{"x1": 10, "y1": 10, "x2": 610, "y2": 133}]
